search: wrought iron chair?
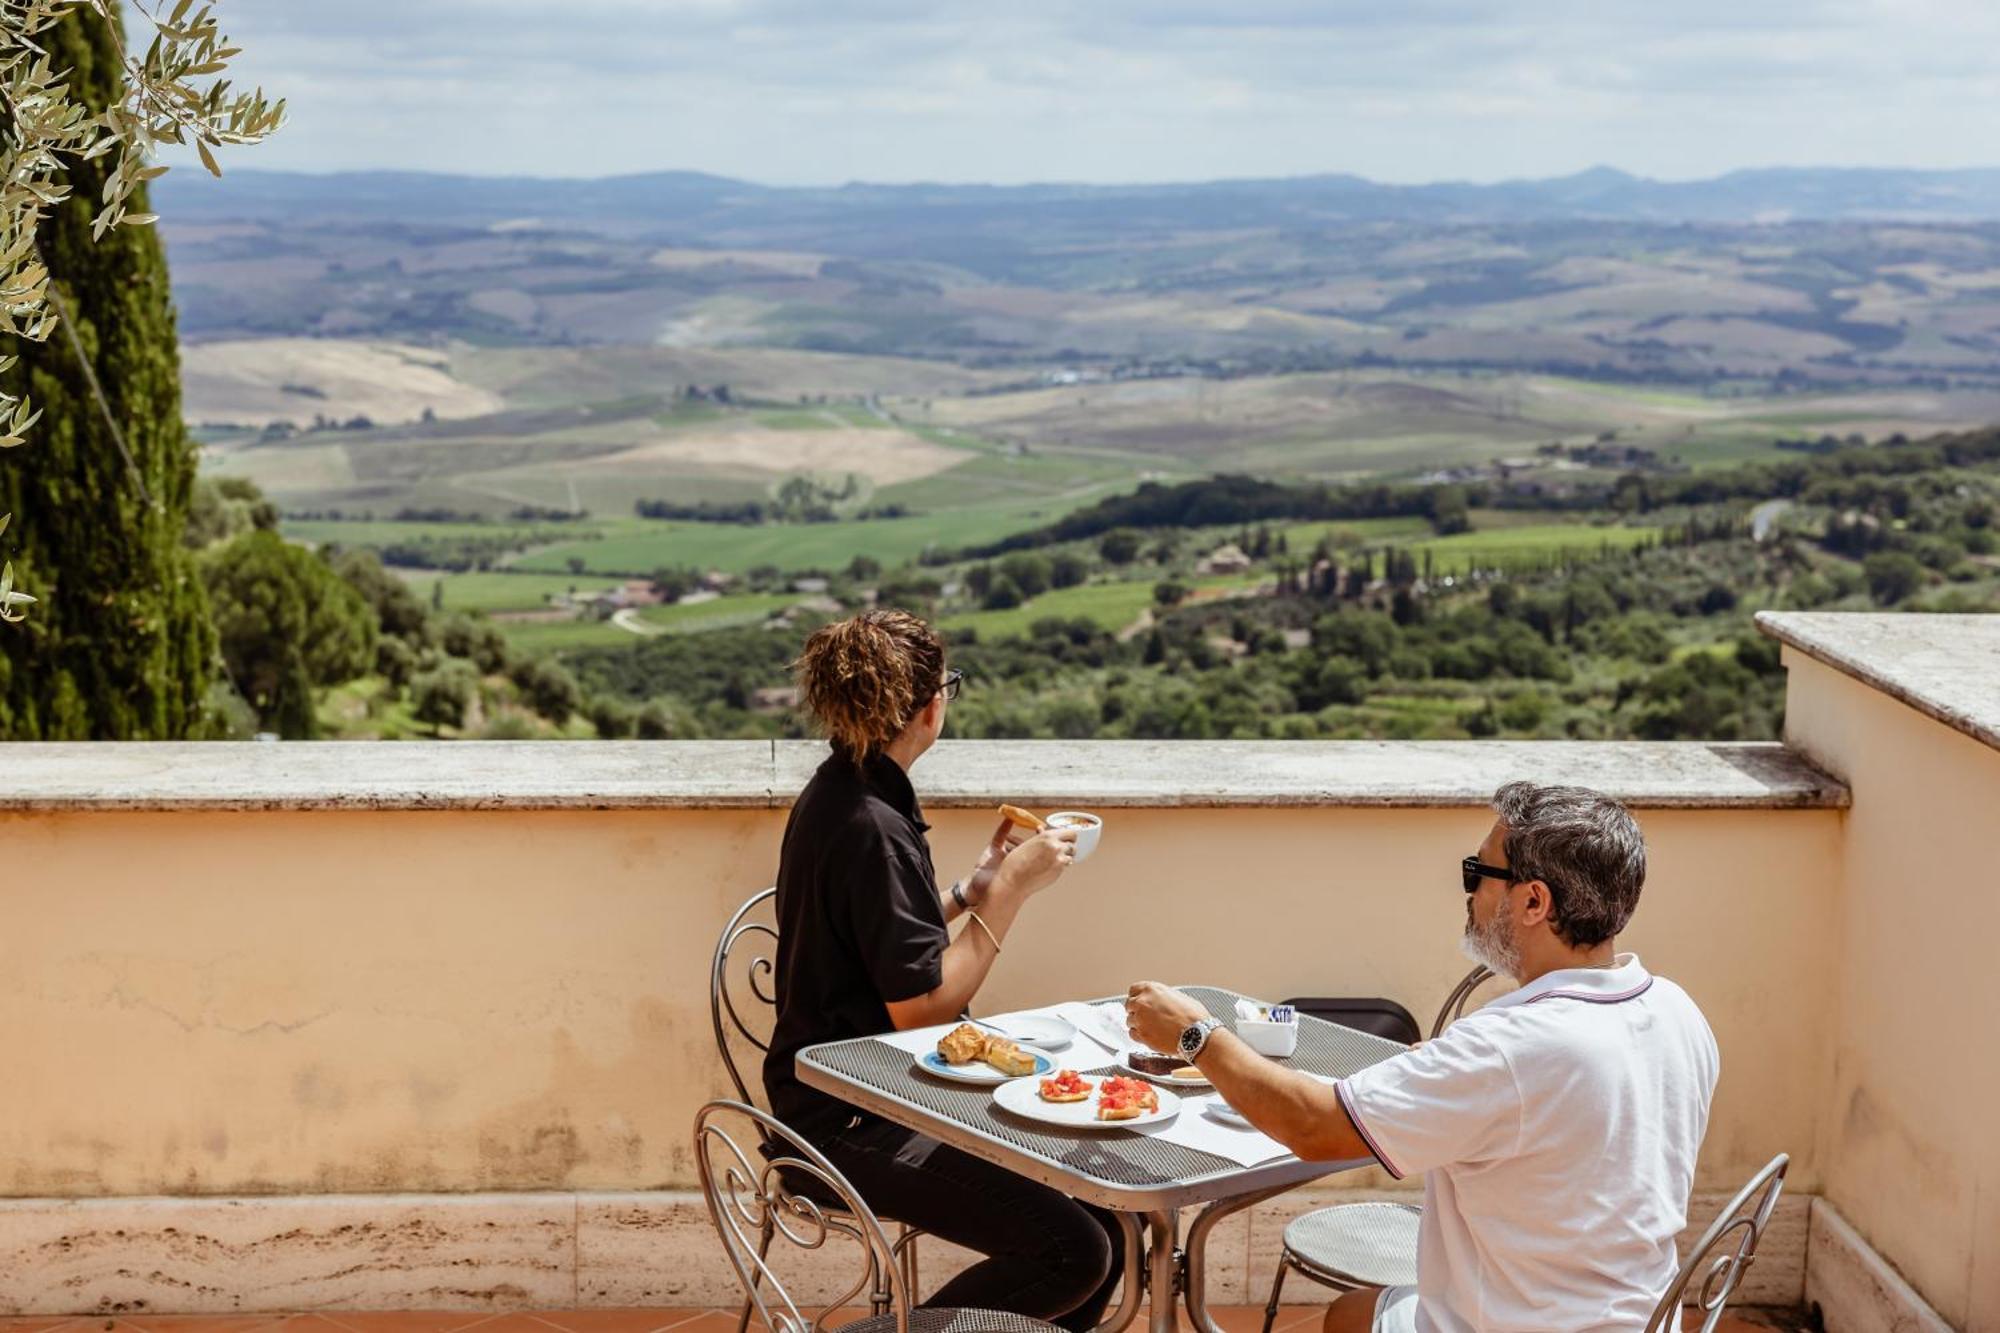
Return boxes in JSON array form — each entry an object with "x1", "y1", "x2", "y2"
[
  {"x1": 1259, "y1": 965, "x2": 1495, "y2": 1330},
  {"x1": 696, "y1": 1099, "x2": 1060, "y2": 1333},
  {"x1": 1644, "y1": 1154, "x2": 1789, "y2": 1333},
  {"x1": 712, "y1": 889, "x2": 925, "y2": 1328}
]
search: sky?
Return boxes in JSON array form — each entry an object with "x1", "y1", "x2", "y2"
[{"x1": 158, "y1": 0, "x2": 2000, "y2": 185}]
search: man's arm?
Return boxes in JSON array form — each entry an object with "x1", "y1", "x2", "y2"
[
  {"x1": 1125, "y1": 979, "x2": 1377, "y2": 1165},
  {"x1": 1191, "y1": 1028, "x2": 1374, "y2": 1163}
]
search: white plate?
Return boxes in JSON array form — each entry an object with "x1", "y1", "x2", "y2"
[
  {"x1": 1116, "y1": 1051, "x2": 1211, "y2": 1088},
  {"x1": 917, "y1": 1050, "x2": 1053, "y2": 1084},
  {"x1": 975, "y1": 1014, "x2": 1078, "y2": 1051},
  {"x1": 993, "y1": 1074, "x2": 1181, "y2": 1129},
  {"x1": 1203, "y1": 1098, "x2": 1251, "y2": 1128}
]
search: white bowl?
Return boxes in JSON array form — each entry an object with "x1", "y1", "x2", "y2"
[
  {"x1": 1045, "y1": 811, "x2": 1103, "y2": 862},
  {"x1": 1236, "y1": 1018, "x2": 1298, "y2": 1058}
]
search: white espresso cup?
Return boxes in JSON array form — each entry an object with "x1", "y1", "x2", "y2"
[{"x1": 1044, "y1": 811, "x2": 1103, "y2": 862}]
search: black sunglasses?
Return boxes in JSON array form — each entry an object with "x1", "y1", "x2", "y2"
[
  {"x1": 1461, "y1": 855, "x2": 1515, "y2": 894},
  {"x1": 941, "y1": 668, "x2": 965, "y2": 702}
]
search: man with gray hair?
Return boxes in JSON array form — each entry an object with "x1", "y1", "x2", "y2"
[{"x1": 1127, "y1": 782, "x2": 1718, "y2": 1333}]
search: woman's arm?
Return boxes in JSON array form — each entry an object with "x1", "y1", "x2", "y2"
[
  {"x1": 885, "y1": 828, "x2": 1076, "y2": 1029},
  {"x1": 939, "y1": 817, "x2": 1026, "y2": 924}
]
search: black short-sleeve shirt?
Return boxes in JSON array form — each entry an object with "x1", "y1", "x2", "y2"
[{"x1": 762, "y1": 749, "x2": 948, "y2": 1138}]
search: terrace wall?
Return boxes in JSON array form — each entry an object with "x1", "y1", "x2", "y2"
[
  {"x1": 1773, "y1": 640, "x2": 2000, "y2": 1332},
  {"x1": 0, "y1": 742, "x2": 1839, "y2": 1205}
]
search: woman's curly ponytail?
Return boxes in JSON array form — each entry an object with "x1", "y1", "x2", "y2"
[{"x1": 794, "y1": 609, "x2": 947, "y2": 759}]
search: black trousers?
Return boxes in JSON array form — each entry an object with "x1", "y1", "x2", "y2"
[{"x1": 817, "y1": 1116, "x2": 1127, "y2": 1332}]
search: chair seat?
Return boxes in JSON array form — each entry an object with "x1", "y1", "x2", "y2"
[
  {"x1": 841, "y1": 1309, "x2": 1062, "y2": 1333},
  {"x1": 1283, "y1": 1201, "x2": 1423, "y2": 1289}
]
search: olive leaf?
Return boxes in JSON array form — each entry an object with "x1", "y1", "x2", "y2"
[{"x1": 0, "y1": 0, "x2": 282, "y2": 621}]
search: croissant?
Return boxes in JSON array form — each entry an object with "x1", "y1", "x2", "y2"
[{"x1": 937, "y1": 1022, "x2": 988, "y2": 1066}]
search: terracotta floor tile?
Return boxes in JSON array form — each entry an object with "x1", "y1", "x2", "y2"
[
  {"x1": 526, "y1": 1314, "x2": 706, "y2": 1333},
  {"x1": 425, "y1": 1319, "x2": 553, "y2": 1333},
  {"x1": 122, "y1": 1320, "x2": 281, "y2": 1333},
  {"x1": 316, "y1": 1318, "x2": 511, "y2": 1333},
  {"x1": 641, "y1": 1317, "x2": 739, "y2": 1333},
  {"x1": 0, "y1": 1321, "x2": 94, "y2": 1333},
  {"x1": 1265, "y1": 1308, "x2": 1329, "y2": 1333},
  {"x1": 1194, "y1": 1306, "x2": 1290, "y2": 1333},
  {"x1": 252, "y1": 1318, "x2": 393, "y2": 1333}
]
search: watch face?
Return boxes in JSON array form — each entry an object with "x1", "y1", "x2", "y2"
[{"x1": 1179, "y1": 1024, "x2": 1204, "y2": 1058}]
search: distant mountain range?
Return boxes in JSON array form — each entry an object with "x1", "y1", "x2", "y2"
[
  {"x1": 153, "y1": 162, "x2": 2000, "y2": 380},
  {"x1": 157, "y1": 165, "x2": 2000, "y2": 241}
]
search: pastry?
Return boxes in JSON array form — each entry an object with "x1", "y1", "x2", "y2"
[
  {"x1": 937, "y1": 1022, "x2": 988, "y2": 1066},
  {"x1": 1039, "y1": 1069, "x2": 1092, "y2": 1103},
  {"x1": 982, "y1": 1037, "x2": 1039, "y2": 1076},
  {"x1": 998, "y1": 803, "x2": 1045, "y2": 831}
]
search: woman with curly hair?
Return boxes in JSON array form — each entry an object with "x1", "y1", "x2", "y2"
[{"x1": 762, "y1": 609, "x2": 1122, "y2": 1329}]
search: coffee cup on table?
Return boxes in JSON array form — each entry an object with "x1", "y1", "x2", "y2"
[{"x1": 1044, "y1": 811, "x2": 1103, "y2": 862}]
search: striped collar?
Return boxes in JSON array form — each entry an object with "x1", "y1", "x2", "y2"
[{"x1": 1487, "y1": 953, "x2": 1653, "y2": 1008}]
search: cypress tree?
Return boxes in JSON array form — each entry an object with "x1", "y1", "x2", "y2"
[{"x1": 0, "y1": 10, "x2": 214, "y2": 738}]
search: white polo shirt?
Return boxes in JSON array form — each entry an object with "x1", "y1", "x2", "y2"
[{"x1": 1336, "y1": 954, "x2": 1718, "y2": 1333}]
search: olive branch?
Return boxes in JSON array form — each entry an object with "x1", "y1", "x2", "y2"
[{"x1": 0, "y1": 0, "x2": 282, "y2": 621}]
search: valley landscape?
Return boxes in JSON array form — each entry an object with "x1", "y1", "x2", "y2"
[{"x1": 161, "y1": 166, "x2": 2000, "y2": 739}]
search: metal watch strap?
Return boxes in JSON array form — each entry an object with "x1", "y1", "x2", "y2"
[{"x1": 1180, "y1": 1017, "x2": 1223, "y2": 1060}]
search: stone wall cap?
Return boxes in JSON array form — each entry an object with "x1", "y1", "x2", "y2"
[
  {"x1": 0, "y1": 739, "x2": 1846, "y2": 812},
  {"x1": 1757, "y1": 611, "x2": 2000, "y2": 753}
]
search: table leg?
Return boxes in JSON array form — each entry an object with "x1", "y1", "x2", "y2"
[
  {"x1": 1145, "y1": 1210, "x2": 1180, "y2": 1333},
  {"x1": 1094, "y1": 1211, "x2": 1147, "y2": 1333},
  {"x1": 1182, "y1": 1184, "x2": 1297, "y2": 1333}
]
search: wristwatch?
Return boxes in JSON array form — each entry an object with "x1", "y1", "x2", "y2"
[{"x1": 1178, "y1": 1017, "x2": 1224, "y2": 1062}]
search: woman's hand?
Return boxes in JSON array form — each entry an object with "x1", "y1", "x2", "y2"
[
  {"x1": 993, "y1": 826, "x2": 1078, "y2": 899},
  {"x1": 963, "y1": 816, "x2": 1027, "y2": 907}
]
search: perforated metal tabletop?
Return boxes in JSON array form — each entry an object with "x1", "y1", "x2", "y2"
[{"x1": 797, "y1": 985, "x2": 1407, "y2": 1211}]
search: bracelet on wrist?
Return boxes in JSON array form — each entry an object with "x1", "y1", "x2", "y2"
[
  {"x1": 966, "y1": 910, "x2": 1002, "y2": 954},
  {"x1": 950, "y1": 880, "x2": 969, "y2": 911}
]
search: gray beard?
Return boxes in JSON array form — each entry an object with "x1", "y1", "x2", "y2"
[{"x1": 1461, "y1": 910, "x2": 1522, "y2": 981}]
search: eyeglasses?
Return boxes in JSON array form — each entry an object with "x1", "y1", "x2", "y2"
[
  {"x1": 1462, "y1": 855, "x2": 1515, "y2": 894},
  {"x1": 940, "y1": 669, "x2": 965, "y2": 702}
]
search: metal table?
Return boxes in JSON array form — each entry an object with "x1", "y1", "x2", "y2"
[{"x1": 796, "y1": 986, "x2": 1409, "y2": 1333}]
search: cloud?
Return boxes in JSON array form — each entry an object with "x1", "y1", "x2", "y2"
[{"x1": 158, "y1": 0, "x2": 2000, "y2": 184}]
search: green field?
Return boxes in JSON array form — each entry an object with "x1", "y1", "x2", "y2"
[
  {"x1": 395, "y1": 570, "x2": 606, "y2": 613},
  {"x1": 630, "y1": 591, "x2": 797, "y2": 632},
  {"x1": 1272, "y1": 515, "x2": 1436, "y2": 549},
  {"x1": 512, "y1": 491, "x2": 1129, "y2": 576},
  {"x1": 942, "y1": 572, "x2": 1264, "y2": 639},
  {"x1": 1401, "y1": 523, "x2": 1660, "y2": 573},
  {"x1": 487, "y1": 617, "x2": 635, "y2": 653},
  {"x1": 874, "y1": 448, "x2": 1147, "y2": 511},
  {"x1": 443, "y1": 588, "x2": 814, "y2": 655}
]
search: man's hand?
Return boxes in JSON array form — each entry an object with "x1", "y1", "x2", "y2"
[
  {"x1": 1127, "y1": 984, "x2": 1376, "y2": 1165},
  {"x1": 1125, "y1": 980, "x2": 1210, "y2": 1054},
  {"x1": 964, "y1": 816, "x2": 1026, "y2": 906}
]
